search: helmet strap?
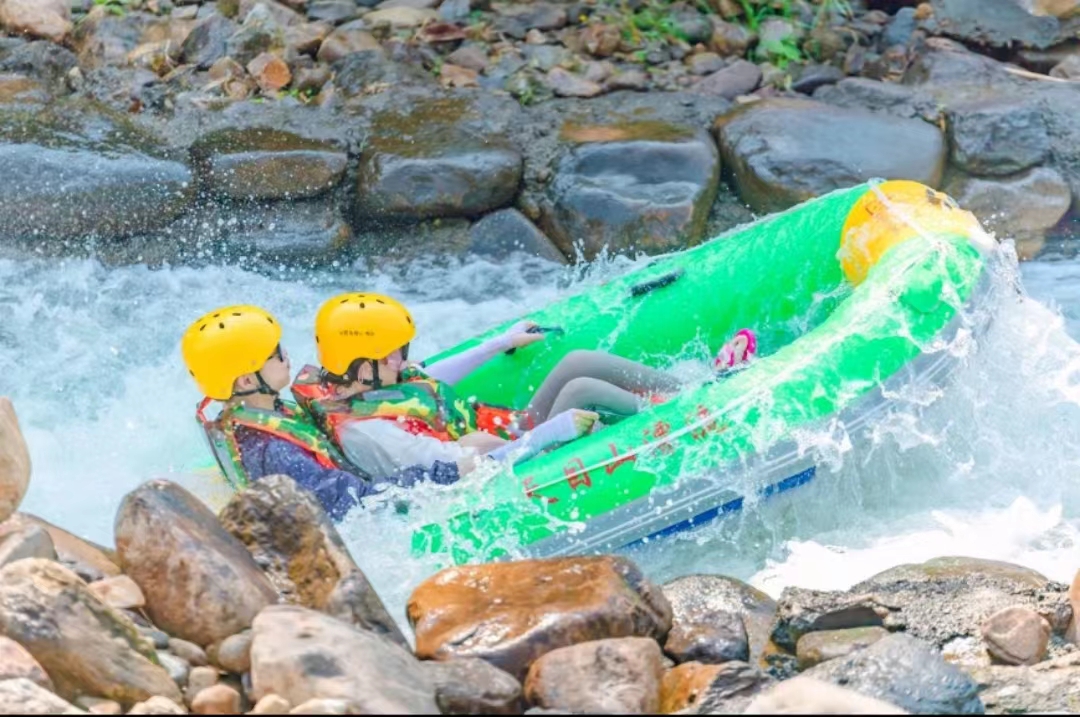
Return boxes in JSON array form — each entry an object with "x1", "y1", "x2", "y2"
[{"x1": 232, "y1": 371, "x2": 279, "y2": 399}]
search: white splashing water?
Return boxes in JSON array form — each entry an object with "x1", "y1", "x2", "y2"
[{"x1": 1, "y1": 238, "x2": 1078, "y2": 635}]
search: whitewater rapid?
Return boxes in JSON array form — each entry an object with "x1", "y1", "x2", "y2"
[{"x1": 2, "y1": 240, "x2": 1078, "y2": 629}]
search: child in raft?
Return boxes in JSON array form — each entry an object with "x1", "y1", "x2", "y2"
[
  {"x1": 290, "y1": 293, "x2": 758, "y2": 481},
  {"x1": 179, "y1": 305, "x2": 461, "y2": 520}
]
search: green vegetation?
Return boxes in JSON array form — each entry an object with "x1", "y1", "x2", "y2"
[{"x1": 92, "y1": 0, "x2": 132, "y2": 16}]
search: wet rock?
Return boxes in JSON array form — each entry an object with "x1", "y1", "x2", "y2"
[
  {"x1": 72, "y1": 6, "x2": 152, "y2": 70},
  {"x1": 796, "y1": 626, "x2": 890, "y2": 670},
  {"x1": 250, "y1": 605, "x2": 438, "y2": 714},
  {"x1": 677, "y1": 661, "x2": 775, "y2": 715},
  {"x1": 251, "y1": 695, "x2": 291, "y2": 714},
  {"x1": 356, "y1": 106, "x2": 522, "y2": 221},
  {"x1": 316, "y1": 21, "x2": 380, "y2": 63},
  {"x1": 218, "y1": 474, "x2": 407, "y2": 648},
  {"x1": 0, "y1": 0, "x2": 71, "y2": 43},
  {"x1": 710, "y1": 20, "x2": 753, "y2": 58},
  {"x1": 468, "y1": 208, "x2": 566, "y2": 263},
  {"x1": 0, "y1": 514, "x2": 118, "y2": 582},
  {"x1": 0, "y1": 40, "x2": 77, "y2": 92},
  {"x1": 792, "y1": 64, "x2": 845, "y2": 95},
  {"x1": 493, "y1": 3, "x2": 566, "y2": 40},
  {"x1": 967, "y1": 651, "x2": 1080, "y2": 714},
  {"x1": 771, "y1": 589, "x2": 894, "y2": 653},
  {"x1": 180, "y1": 13, "x2": 238, "y2": 69},
  {"x1": 114, "y1": 480, "x2": 278, "y2": 648},
  {"x1": 226, "y1": 4, "x2": 283, "y2": 66},
  {"x1": 659, "y1": 662, "x2": 723, "y2": 714},
  {"x1": 923, "y1": 0, "x2": 1066, "y2": 50},
  {"x1": 524, "y1": 637, "x2": 663, "y2": 714},
  {"x1": 307, "y1": 0, "x2": 359, "y2": 24},
  {"x1": 947, "y1": 99, "x2": 1050, "y2": 176},
  {"x1": 746, "y1": 676, "x2": 909, "y2": 714},
  {"x1": 693, "y1": 59, "x2": 761, "y2": 98},
  {"x1": 0, "y1": 636, "x2": 53, "y2": 691},
  {"x1": 802, "y1": 633, "x2": 982, "y2": 714},
  {"x1": 0, "y1": 524, "x2": 55, "y2": 568},
  {"x1": 812, "y1": 77, "x2": 937, "y2": 121},
  {"x1": 408, "y1": 556, "x2": 672, "y2": 681},
  {"x1": 0, "y1": 399, "x2": 30, "y2": 523},
  {"x1": 0, "y1": 678, "x2": 81, "y2": 715},
  {"x1": 191, "y1": 684, "x2": 242, "y2": 715},
  {"x1": 0, "y1": 73, "x2": 48, "y2": 105},
  {"x1": 0, "y1": 559, "x2": 181, "y2": 706},
  {"x1": 544, "y1": 120, "x2": 719, "y2": 259},
  {"x1": 191, "y1": 128, "x2": 346, "y2": 201},
  {"x1": 665, "y1": 611, "x2": 748, "y2": 665},
  {"x1": 127, "y1": 696, "x2": 186, "y2": 715},
  {"x1": 168, "y1": 639, "x2": 207, "y2": 668},
  {"x1": 980, "y1": 605, "x2": 1050, "y2": 666},
  {"x1": 156, "y1": 652, "x2": 189, "y2": 688},
  {"x1": 545, "y1": 67, "x2": 602, "y2": 98},
  {"x1": 210, "y1": 631, "x2": 251, "y2": 674},
  {"x1": 944, "y1": 166, "x2": 1071, "y2": 241},
  {"x1": 87, "y1": 575, "x2": 145, "y2": 610},
  {"x1": 364, "y1": 6, "x2": 438, "y2": 27},
  {"x1": 715, "y1": 98, "x2": 946, "y2": 213},
  {"x1": 425, "y1": 658, "x2": 523, "y2": 715}
]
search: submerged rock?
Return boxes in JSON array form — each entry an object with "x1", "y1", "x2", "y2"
[
  {"x1": 802, "y1": 633, "x2": 983, "y2": 714},
  {"x1": 218, "y1": 474, "x2": 407, "y2": 649},
  {"x1": 408, "y1": 556, "x2": 672, "y2": 681},
  {"x1": 115, "y1": 480, "x2": 277, "y2": 647},
  {"x1": 250, "y1": 605, "x2": 438, "y2": 714},
  {"x1": 0, "y1": 559, "x2": 181, "y2": 706},
  {"x1": 524, "y1": 638, "x2": 664, "y2": 713}
]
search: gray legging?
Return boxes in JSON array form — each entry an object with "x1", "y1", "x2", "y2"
[{"x1": 525, "y1": 350, "x2": 682, "y2": 422}]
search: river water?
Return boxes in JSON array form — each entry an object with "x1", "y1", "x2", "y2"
[{"x1": 2, "y1": 233, "x2": 1078, "y2": 627}]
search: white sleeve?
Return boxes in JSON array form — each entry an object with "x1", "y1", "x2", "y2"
[{"x1": 337, "y1": 420, "x2": 475, "y2": 478}]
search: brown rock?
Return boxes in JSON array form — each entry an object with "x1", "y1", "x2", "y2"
[
  {"x1": 694, "y1": 59, "x2": 761, "y2": 98},
  {"x1": 439, "y1": 63, "x2": 478, "y2": 88},
  {"x1": 219, "y1": 475, "x2": 406, "y2": 648},
  {"x1": 710, "y1": 19, "x2": 754, "y2": 57},
  {"x1": 0, "y1": 635, "x2": 53, "y2": 691},
  {"x1": 660, "y1": 662, "x2": 724, "y2": 714},
  {"x1": 315, "y1": 21, "x2": 380, "y2": 63},
  {"x1": 524, "y1": 637, "x2": 663, "y2": 713},
  {"x1": 0, "y1": 524, "x2": 55, "y2": 569},
  {"x1": 661, "y1": 575, "x2": 777, "y2": 664},
  {"x1": 0, "y1": 513, "x2": 119, "y2": 583},
  {"x1": 408, "y1": 556, "x2": 672, "y2": 681},
  {"x1": 545, "y1": 67, "x2": 603, "y2": 98},
  {"x1": 76, "y1": 696, "x2": 123, "y2": 715},
  {"x1": 0, "y1": 678, "x2": 81, "y2": 715},
  {"x1": 251, "y1": 694, "x2": 291, "y2": 714},
  {"x1": 605, "y1": 68, "x2": 648, "y2": 91},
  {"x1": 186, "y1": 666, "x2": 219, "y2": 704},
  {"x1": 210, "y1": 631, "x2": 251, "y2": 674},
  {"x1": 746, "y1": 676, "x2": 909, "y2": 714},
  {"x1": 0, "y1": 559, "x2": 181, "y2": 706},
  {"x1": 114, "y1": 480, "x2": 278, "y2": 648},
  {"x1": 87, "y1": 575, "x2": 145, "y2": 611},
  {"x1": 364, "y1": 6, "x2": 438, "y2": 27},
  {"x1": 0, "y1": 398, "x2": 30, "y2": 523},
  {"x1": 293, "y1": 65, "x2": 332, "y2": 94},
  {"x1": 247, "y1": 52, "x2": 291, "y2": 93},
  {"x1": 250, "y1": 605, "x2": 438, "y2": 714},
  {"x1": 0, "y1": 0, "x2": 71, "y2": 43},
  {"x1": 168, "y1": 639, "x2": 208, "y2": 668},
  {"x1": 285, "y1": 21, "x2": 330, "y2": 57},
  {"x1": 191, "y1": 684, "x2": 241, "y2": 715},
  {"x1": 445, "y1": 44, "x2": 489, "y2": 72},
  {"x1": 1068, "y1": 570, "x2": 1079, "y2": 645},
  {"x1": 127, "y1": 696, "x2": 187, "y2": 714},
  {"x1": 425, "y1": 658, "x2": 522, "y2": 715},
  {"x1": 796, "y1": 626, "x2": 890, "y2": 670},
  {"x1": 581, "y1": 23, "x2": 620, "y2": 57},
  {"x1": 687, "y1": 51, "x2": 725, "y2": 75},
  {"x1": 981, "y1": 606, "x2": 1051, "y2": 666},
  {"x1": 664, "y1": 611, "x2": 749, "y2": 665}
]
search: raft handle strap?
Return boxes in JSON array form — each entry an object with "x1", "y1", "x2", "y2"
[{"x1": 630, "y1": 268, "x2": 684, "y2": 297}]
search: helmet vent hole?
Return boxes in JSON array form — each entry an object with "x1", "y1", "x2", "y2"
[
  {"x1": 219, "y1": 322, "x2": 225, "y2": 330},
  {"x1": 359, "y1": 302, "x2": 365, "y2": 309},
  {"x1": 233, "y1": 312, "x2": 241, "y2": 317},
  {"x1": 340, "y1": 299, "x2": 348, "y2": 304},
  {"x1": 199, "y1": 324, "x2": 206, "y2": 331}
]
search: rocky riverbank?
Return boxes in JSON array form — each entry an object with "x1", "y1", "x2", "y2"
[
  {"x1": 1, "y1": 398, "x2": 1079, "y2": 715},
  {"x1": 3, "y1": 0, "x2": 1080, "y2": 270}
]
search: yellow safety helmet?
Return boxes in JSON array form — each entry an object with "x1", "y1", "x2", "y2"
[
  {"x1": 181, "y1": 305, "x2": 282, "y2": 400},
  {"x1": 315, "y1": 292, "x2": 416, "y2": 376}
]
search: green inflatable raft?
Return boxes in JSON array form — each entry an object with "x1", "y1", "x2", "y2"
[{"x1": 409, "y1": 179, "x2": 998, "y2": 565}]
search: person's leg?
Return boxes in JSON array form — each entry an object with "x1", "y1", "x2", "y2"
[
  {"x1": 545, "y1": 377, "x2": 643, "y2": 420},
  {"x1": 526, "y1": 350, "x2": 681, "y2": 421}
]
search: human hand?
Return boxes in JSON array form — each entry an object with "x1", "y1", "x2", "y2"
[{"x1": 503, "y1": 321, "x2": 546, "y2": 350}]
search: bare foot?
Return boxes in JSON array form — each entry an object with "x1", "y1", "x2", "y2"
[{"x1": 0, "y1": 398, "x2": 31, "y2": 523}]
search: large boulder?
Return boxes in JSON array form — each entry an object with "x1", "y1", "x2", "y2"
[
  {"x1": 661, "y1": 575, "x2": 776, "y2": 664},
  {"x1": 0, "y1": 559, "x2": 181, "y2": 706},
  {"x1": 714, "y1": 98, "x2": 946, "y2": 214},
  {"x1": 190, "y1": 128, "x2": 347, "y2": 201},
  {"x1": 944, "y1": 166, "x2": 1071, "y2": 240},
  {"x1": 407, "y1": 556, "x2": 672, "y2": 681},
  {"x1": 249, "y1": 605, "x2": 439, "y2": 714},
  {"x1": 543, "y1": 120, "x2": 720, "y2": 260},
  {"x1": 921, "y1": 0, "x2": 1076, "y2": 51},
  {"x1": 114, "y1": 480, "x2": 278, "y2": 647},
  {"x1": 467, "y1": 208, "x2": 567, "y2": 263},
  {"x1": 802, "y1": 634, "x2": 982, "y2": 714},
  {"x1": 0, "y1": 398, "x2": 30, "y2": 524},
  {"x1": 524, "y1": 637, "x2": 664, "y2": 713},
  {"x1": 947, "y1": 98, "x2": 1050, "y2": 176},
  {"x1": 217, "y1": 474, "x2": 407, "y2": 648}
]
